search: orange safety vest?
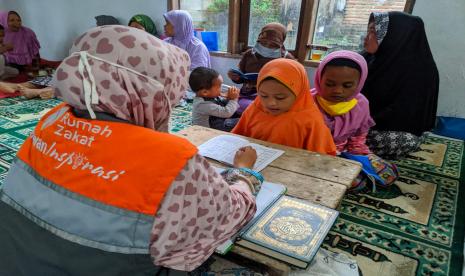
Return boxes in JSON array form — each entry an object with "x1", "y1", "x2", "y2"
[{"x1": 16, "y1": 103, "x2": 197, "y2": 216}]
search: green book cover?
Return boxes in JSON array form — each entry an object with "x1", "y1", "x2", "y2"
[{"x1": 237, "y1": 196, "x2": 338, "y2": 268}]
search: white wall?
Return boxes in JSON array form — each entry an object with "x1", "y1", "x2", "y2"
[
  {"x1": 211, "y1": 56, "x2": 238, "y2": 86},
  {"x1": 413, "y1": 0, "x2": 465, "y2": 119},
  {"x1": 0, "y1": 0, "x2": 167, "y2": 60}
]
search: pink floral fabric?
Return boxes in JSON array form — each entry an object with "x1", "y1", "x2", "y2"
[
  {"x1": 54, "y1": 25, "x2": 190, "y2": 132},
  {"x1": 151, "y1": 155, "x2": 256, "y2": 271}
]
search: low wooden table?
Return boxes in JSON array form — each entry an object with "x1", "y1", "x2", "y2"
[{"x1": 175, "y1": 126, "x2": 362, "y2": 275}]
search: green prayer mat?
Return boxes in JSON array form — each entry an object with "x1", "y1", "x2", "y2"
[
  {"x1": 0, "y1": 97, "x2": 63, "y2": 183},
  {"x1": 0, "y1": 97, "x2": 464, "y2": 276},
  {"x1": 323, "y1": 135, "x2": 465, "y2": 276}
]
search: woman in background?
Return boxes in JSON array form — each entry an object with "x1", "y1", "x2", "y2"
[
  {"x1": 361, "y1": 12, "x2": 439, "y2": 158},
  {"x1": 128, "y1": 14, "x2": 158, "y2": 37},
  {"x1": 163, "y1": 10, "x2": 211, "y2": 70},
  {"x1": 228, "y1": 23, "x2": 295, "y2": 116},
  {"x1": 0, "y1": 10, "x2": 40, "y2": 70},
  {"x1": 0, "y1": 23, "x2": 18, "y2": 80}
]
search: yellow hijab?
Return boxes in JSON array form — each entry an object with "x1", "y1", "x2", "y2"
[{"x1": 316, "y1": 96, "x2": 358, "y2": 116}]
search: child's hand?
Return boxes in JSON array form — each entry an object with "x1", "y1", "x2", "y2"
[
  {"x1": 233, "y1": 146, "x2": 257, "y2": 169},
  {"x1": 227, "y1": 86, "x2": 239, "y2": 100},
  {"x1": 227, "y1": 70, "x2": 241, "y2": 83}
]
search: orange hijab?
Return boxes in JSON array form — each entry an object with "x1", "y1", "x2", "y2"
[{"x1": 232, "y1": 58, "x2": 336, "y2": 155}]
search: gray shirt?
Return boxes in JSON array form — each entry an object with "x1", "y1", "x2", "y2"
[{"x1": 192, "y1": 97, "x2": 239, "y2": 127}]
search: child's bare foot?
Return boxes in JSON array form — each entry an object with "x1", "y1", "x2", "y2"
[
  {"x1": 20, "y1": 87, "x2": 55, "y2": 99},
  {"x1": 38, "y1": 89, "x2": 55, "y2": 99},
  {"x1": 20, "y1": 82, "x2": 37, "y2": 89},
  {"x1": 20, "y1": 88, "x2": 40, "y2": 99},
  {"x1": 0, "y1": 82, "x2": 21, "y2": 93}
]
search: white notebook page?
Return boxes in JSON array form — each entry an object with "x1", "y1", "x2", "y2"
[{"x1": 198, "y1": 135, "x2": 284, "y2": 172}]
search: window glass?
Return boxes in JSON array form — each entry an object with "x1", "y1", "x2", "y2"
[
  {"x1": 311, "y1": 0, "x2": 408, "y2": 54},
  {"x1": 180, "y1": 0, "x2": 229, "y2": 52},
  {"x1": 248, "y1": 0, "x2": 303, "y2": 50}
]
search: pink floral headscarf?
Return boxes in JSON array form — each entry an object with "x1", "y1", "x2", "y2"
[{"x1": 54, "y1": 25, "x2": 191, "y2": 132}]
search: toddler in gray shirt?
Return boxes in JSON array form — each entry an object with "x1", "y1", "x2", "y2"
[{"x1": 189, "y1": 67, "x2": 240, "y2": 131}]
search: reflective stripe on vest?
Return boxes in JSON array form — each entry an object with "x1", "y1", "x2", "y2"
[
  {"x1": 1, "y1": 159, "x2": 153, "y2": 254},
  {"x1": 2, "y1": 103, "x2": 197, "y2": 253},
  {"x1": 16, "y1": 103, "x2": 197, "y2": 215}
]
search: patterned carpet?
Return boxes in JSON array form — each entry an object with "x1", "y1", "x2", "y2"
[
  {"x1": 323, "y1": 135, "x2": 465, "y2": 276},
  {"x1": 0, "y1": 97, "x2": 63, "y2": 184},
  {"x1": 0, "y1": 97, "x2": 464, "y2": 276}
]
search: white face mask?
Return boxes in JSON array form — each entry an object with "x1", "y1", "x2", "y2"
[
  {"x1": 76, "y1": 51, "x2": 171, "y2": 119},
  {"x1": 253, "y1": 43, "x2": 282, "y2": 58}
]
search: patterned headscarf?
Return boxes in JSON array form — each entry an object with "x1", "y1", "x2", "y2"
[
  {"x1": 54, "y1": 25, "x2": 190, "y2": 132},
  {"x1": 371, "y1": 12, "x2": 389, "y2": 46},
  {"x1": 257, "y1": 22, "x2": 287, "y2": 48},
  {"x1": 128, "y1": 14, "x2": 157, "y2": 36}
]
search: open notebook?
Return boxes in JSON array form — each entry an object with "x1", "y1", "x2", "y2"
[{"x1": 198, "y1": 135, "x2": 284, "y2": 172}]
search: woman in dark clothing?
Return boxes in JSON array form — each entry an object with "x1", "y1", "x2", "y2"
[
  {"x1": 228, "y1": 23, "x2": 295, "y2": 116},
  {"x1": 361, "y1": 11, "x2": 439, "y2": 159}
]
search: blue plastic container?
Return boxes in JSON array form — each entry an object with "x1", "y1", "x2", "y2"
[
  {"x1": 433, "y1": 116, "x2": 465, "y2": 140},
  {"x1": 200, "y1": 31, "x2": 219, "y2": 52}
]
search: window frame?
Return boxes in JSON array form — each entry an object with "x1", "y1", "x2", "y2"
[{"x1": 169, "y1": 0, "x2": 416, "y2": 66}]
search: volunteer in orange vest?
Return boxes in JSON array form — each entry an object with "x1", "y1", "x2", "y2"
[{"x1": 0, "y1": 26, "x2": 261, "y2": 275}]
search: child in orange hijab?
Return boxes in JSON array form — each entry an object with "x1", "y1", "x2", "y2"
[{"x1": 232, "y1": 58, "x2": 336, "y2": 155}]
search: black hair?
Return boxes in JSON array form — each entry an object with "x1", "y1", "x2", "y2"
[
  {"x1": 189, "y1": 67, "x2": 220, "y2": 93},
  {"x1": 95, "y1": 15, "x2": 120, "y2": 26},
  {"x1": 322, "y1": 58, "x2": 362, "y2": 75},
  {"x1": 0, "y1": 25, "x2": 4, "y2": 31},
  {"x1": 8, "y1": 11, "x2": 21, "y2": 19}
]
